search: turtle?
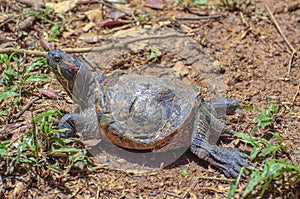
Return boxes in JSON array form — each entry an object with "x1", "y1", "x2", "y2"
[{"x1": 47, "y1": 49, "x2": 249, "y2": 177}]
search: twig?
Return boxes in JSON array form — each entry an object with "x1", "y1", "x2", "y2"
[
  {"x1": 175, "y1": 15, "x2": 221, "y2": 20},
  {"x1": 199, "y1": 187, "x2": 223, "y2": 192},
  {"x1": 164, "y1": 191, "x2": 181, "y2": 198},
  {"x1": 265, "y1": 5, "x2": 295, "y2": 52},
  {"x1": 61, "y1": 33, "x2": 192, "y2": 53},
  {"x1": 287, "y1": 50, "x2": 296, "y2": 76},
  {"x1": 95, "y1": 0, "x2": 131, "y2": 15},
  {"x1": 292, "y1": 84, "x2": 300, "y2": 106},
  {"x1": 239, "y1": 11, "x2": 249, "y2": 27},
  {"x1": 288, "y1": 153, "x2": 296, "y2": 166},
  {"x1": 0, "y1": 33, "x2": 191, "y2": 56},
  {"x1": 0, "y1": 14, "x2": 23, "y2": 28},
  {"x1": 198, "y1": 176, "x2": 232, "y2": 182},
  {"x1": 0, "y1": 48, "x2": 47, "y2": 56},
  {"x1": 265, "y1": 4, "x2": 296, "y2": 76},
  {"x1": 165, "y1": 175, "x2": 228, "y2": 199},
  {"x1": 14, "y1": 97, "x2": 40, "y2": 120},
  {"x1": 181, "y1": 177, "x2": 199, "y2": 199}
]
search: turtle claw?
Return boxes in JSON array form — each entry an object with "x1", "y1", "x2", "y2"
[
  {"x1": 58, "y1": 113, "x2": 78, "y2": 138},
  {"x1": 208, "y1": 146, "x2": 249, "y2": 178}
]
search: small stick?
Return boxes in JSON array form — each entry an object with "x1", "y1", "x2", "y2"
[
  {"x1": 181, "y1": 177, "x2": 199, "y2": 199},
  {"x1": 61, "y1": 33, "x2": 192, "y2": 53},
  {"x1": 239, "y1": 11, "x2": 249, "y2": 27},
  {"x1": 0, "y1": 48, "x2": 47, "y2": 56},
  {"x1": 14, "y1": 97, "x2": 40, "y2": 119},
  {"x1": 0, "y1": 33, "x2": 191, "y2": 56},
  {"x1": 287, "y1": 50, "x2": 296, "y2": 76},
  {"x1": 198, "y1": 176, "x2": 232, "y2": 182},
  {"x1": 175, "y1": 15, "x2": 221, "y2": 20},
  {"x1": 265, "y1": 4, "x2": 296, "y2": 76},
  {"x1": 0, "y1": 14, "x2": 23, "y2": 28},
  {"x1": 164, "y1": 191, "x2": 181, "y2": 198},
  {"x1": 292, "y1": 84, "x2": 299, "y2": 106}
]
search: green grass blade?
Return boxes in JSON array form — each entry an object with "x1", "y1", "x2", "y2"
[{"x1": 25, "y1": 75, "x2": 51, "y2": 82}]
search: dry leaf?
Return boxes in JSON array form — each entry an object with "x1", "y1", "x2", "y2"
[
  {"x1": 0, "y1": 13, "x2": 10, "y2": 22},
  {"x1": 84, "y1": 9, "x2": 103, "y2": 23},
  {"x1": 144, "y1": 0, "x2": 164, "y2": 10},
  {"x1": 39, "y1": 37, "x2": 54, "y2": 50},
  {"x1": 101, "y1": 19, "x2": 126, "y2": 28},
  {"x1": 38, "y1": 88, "x2": 60, "y2": 99},
  {"x1": 83, "y1": 22, "x2": 96, "y2": 32},
  {"x1": 106, "y1": 0, "x2": 129, "y2": 4},
  {"x1": 46, "y1": 0, "x2": 78, "y2": 13},
  {"x1": 173, "y1": 61, "x2": 189, "y2": 76},
  {"x1": 79, "y1": 33, "x2": 103, "y2": 43},
  {"x1": 62, "y1": 29, "x2": 76, "y2": 38}
]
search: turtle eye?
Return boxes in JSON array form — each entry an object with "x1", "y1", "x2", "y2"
[{"x1": 53, "y1": 55, "x2": 61, "y2": 62}]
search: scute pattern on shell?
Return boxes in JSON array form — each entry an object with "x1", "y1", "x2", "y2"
[{"x1": 96, "y1": 73, "x2": 201, "y2": 150}]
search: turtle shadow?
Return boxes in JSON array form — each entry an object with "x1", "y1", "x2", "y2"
[
  {"x1": 164, "y1": 150, "x2": 209, "y2": 170},
  {"x1": 87, "y1": 140, "x2": 209, "y2": 172}
]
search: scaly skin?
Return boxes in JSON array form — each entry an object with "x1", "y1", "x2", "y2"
[{"x1": 47, "y1": 49, "x2": 249, "y2": 177}]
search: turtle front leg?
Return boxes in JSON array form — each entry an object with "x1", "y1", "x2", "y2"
[
  {"x1": 190, "y1": 102, "x2": 249, "y2": 178},
  {"x1": 57, "y1": 106, "x2": 101, "y2": 142},
  {"x1": 58, "y1": 112, "x2": 78, "y2": 138}
]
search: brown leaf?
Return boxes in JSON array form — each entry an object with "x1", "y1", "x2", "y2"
[
  {"x1": 40, "y1": 37, "x2": 54, "y2": 50},
  {"x1": 38, "y1": 88, "x2": 61, "y2": 99},
  {"x1": 105, "y1": 0, "x2": 129, "y2": 4},
  {"x1": 109, "y1": 11, "x2": 126, "y2": 20},
  {"x1": 144, "y1": 0, "x2": 164, "y2": 10},
  {"x1": 101, "y1": 19, "x2": 126, "y2": 28},
  {"x1": 0, "y1": 34, "x2": 14, "y2": 45}
]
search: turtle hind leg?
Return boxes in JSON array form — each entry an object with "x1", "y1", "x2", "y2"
[
  {"x1": 190, "y1": 103, "x2": 249, "y2": 178},
  {"x1": 206, "y1": 97, "x2": 239, "y2": 117}
]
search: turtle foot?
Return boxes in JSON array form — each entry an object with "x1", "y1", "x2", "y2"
[
  {"x1": 191, "y1": 138, "x2": 249, "y2": 178},
  {"x1": 58, "y1": 113, "x2": 78, "y2": 138},
  {"x1": 205, "y1": 145, "x2": 249, "y2": 178},
  {"x1": 58, "y1": 108, "x2": 101, "y2": 141}
]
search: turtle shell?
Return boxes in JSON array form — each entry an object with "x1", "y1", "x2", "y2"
[{"x1": 95, "y1": 72, "x2": 201, "y2": 151}]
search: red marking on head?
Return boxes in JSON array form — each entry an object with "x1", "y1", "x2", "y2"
[{"x1": 63, "y1": 61, "x2": 79, "y2": 73}]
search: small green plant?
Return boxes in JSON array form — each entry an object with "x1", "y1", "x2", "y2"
[
  {"x1": 228, "y1": 101, "x2": 300, "y2": 198},
  {"x1": 23, "y1": 7, "x2": 65, "y2": 41},
  {"x1": 174, "y1": 0, "x2": 210, "y2": 6},
  {"x1": 0, "y1": 140, "x2": 10, "y2": 158},
  {"x1": 0, "y1": 54, "x2": 50, "y2": 115},
  {"x1": 138, "y1": 13, "x2": 151, "y2": 24},
  {"x1": 181, "y1": 169, "x2": 188, "y2": 177},
  {"x1": 2, "y1": 110, "x2": 92, "y2": 175},
  {"x1": 219, "y1": 0, "x2": 238, "y2": 10},
  {"x1": 242, "y1": 159, "x2": 300, "y2": 198},
  {"x1": 235, "y1": 131, "x2": 286, "y2": 161},
  {"x1": 227, "y1": 168, "x2": 243, "y2": 199},
  {"x1": 189, "y1": 0, "x2": 209, "y2": 6},
  {"x1": 147, "y1": 48, "x2": 162, "y2": 62},
  {"x1": 253, "y1": 100, "x2": 279, "y2": 132}
]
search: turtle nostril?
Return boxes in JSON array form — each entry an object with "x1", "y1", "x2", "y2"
[{"x1": 48, "y1": 50, "x2": 56, "y2": 57}]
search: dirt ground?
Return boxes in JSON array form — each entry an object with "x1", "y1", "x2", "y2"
[{"x1": 0, "y1": 0, "x2": 299, "y2": 198}]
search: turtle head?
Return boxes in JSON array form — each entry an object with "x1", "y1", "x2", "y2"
[
  {"x1": 47, "y1": 49, "x2": 82, "y2": 94},
  {"x1": 47, "y1": 49, "x2": 95, "y2": 105}
]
